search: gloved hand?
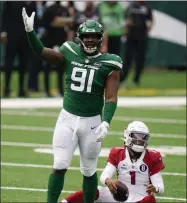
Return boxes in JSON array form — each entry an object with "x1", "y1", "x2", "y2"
[
  {"x1": 22, "y1": 7, "x2": 35, "y2": 32},
  {"x1": 95, "y1": 121, "x2": 109, "y2": 142}
]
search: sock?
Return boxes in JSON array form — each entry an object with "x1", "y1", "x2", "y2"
[
  {"x1": 64, "y1": 189, "x2": 99, "y2": 203},
  {"x1": 82, "y1": 172, "x2": 98, "y2": 203},
  {"x1": 47, "y1": 172, "x2": 65, "y2": 203}
]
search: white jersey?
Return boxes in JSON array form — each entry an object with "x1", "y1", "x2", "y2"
[
  {"x1": 61, "y1": 146, "x2": 164, "y2": 203},
  {"x1": 106, "y1": 146, "x2": 164, "y2": 202}
]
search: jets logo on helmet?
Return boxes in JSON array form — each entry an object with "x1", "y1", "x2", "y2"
[
  {"x1": 76, "y1": 20, "x2": 104, "y2": 55},
  {"x1": 124, "y1": 121, "x2": 150, "y2": 153}
]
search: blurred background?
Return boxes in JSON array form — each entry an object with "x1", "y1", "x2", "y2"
[
  {"x1": 1, "y1": 1, "x2": 186, "y2": 202},
  {"x1": 0, "y1": 1, "x2": 186, "y2": 98}
]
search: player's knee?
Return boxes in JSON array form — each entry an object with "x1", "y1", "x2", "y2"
[
  {"x1": 80, "y1": 167, "x2": 96, "y2": 177},
  {"x1": 53, "y1": 157, "x2": 69, "y2": 170},
  {"x1": 80, "y1": 158, "x2": 97, "y2": 176}
]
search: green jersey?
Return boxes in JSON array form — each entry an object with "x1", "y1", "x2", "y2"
[{"x1": 59, "y1": 41, "x2": 122, "y2": 117}]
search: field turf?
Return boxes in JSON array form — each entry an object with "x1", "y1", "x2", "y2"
[{"x1": 1, "y1": 104, "x2": 186, "y2": 202}]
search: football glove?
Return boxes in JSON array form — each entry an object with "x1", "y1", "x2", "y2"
[
  {"x1": 22, "y1": 7, "x2": 35, "y2": 32},
  {"x1": 95, "y1": 121, "x2": 109, "y2": 142}
]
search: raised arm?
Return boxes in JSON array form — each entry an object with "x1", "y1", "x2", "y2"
[{"x1": 22, "y1": 7, "x2": 63, "y2": 64}]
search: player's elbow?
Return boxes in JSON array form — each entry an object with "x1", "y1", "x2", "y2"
[
  {"x1": 151, "y1": 172, "x2": 164, "y2": 195},
  {"x1": 155, "y1": 182, "x2": 164, "y2": 195},
  {"x1": 158, "y1": 184, "x2": 164, "y2": 195}
]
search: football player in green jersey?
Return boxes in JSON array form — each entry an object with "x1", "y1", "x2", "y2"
[{"x1": 22, "y1": 7, "x2": 123, "y2": 203}]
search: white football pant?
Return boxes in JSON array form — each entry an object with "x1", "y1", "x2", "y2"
[
  {"x1": 96, "y1": 186, "x2": 151, "y2": 203},
  {"x1": 53, "y1": 109, "x2": 102, "y2": 177}
]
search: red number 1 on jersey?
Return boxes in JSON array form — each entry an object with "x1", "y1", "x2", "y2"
[{"x1": 130, "y1": 171, "x2": 136, "y2": 185}]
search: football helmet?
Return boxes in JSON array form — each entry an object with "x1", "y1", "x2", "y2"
[
  {"x1": 124, "y1": 121, "x2": 150, "y2": 153},
  {"x1": 76, "y1": 20, "x2": 104, "y2": 54}
]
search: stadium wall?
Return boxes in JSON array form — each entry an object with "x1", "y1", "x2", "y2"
[{"x1": 146, "y1": 1, "x2": 186, "y2": 67}]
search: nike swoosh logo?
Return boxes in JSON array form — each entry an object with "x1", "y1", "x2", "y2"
[{"x1": 91, "y1": 126, "x2": 97, "y2": 130}]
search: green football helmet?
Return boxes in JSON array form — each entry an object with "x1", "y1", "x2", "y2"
[{"x1": 76, "y1": 20, "x2": 104, "y2": 54}]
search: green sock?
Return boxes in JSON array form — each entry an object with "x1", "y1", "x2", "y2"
[
  {"x1": 47, "y1": 172, "x2": 65, "y2": 203},
  {"x1": 83, "y1": 172, "x2": 98, "y2": 203}
]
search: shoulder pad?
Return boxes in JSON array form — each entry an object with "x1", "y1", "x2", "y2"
[
  {"x1": 147, "y1": 149, "x2": 162, "y2": 161},
  {"x1": 146, "y1": 149, "x2": 165, "y2": 175},
  {"x1": 59, "y1": 41, "x2": 79, "y2": 60},
  {"x1": 100, "y1": 53, "x2": 123, "y2": 70},
  {"x1": 107, "y1": 147, "x2": 124, "y2": 167}
]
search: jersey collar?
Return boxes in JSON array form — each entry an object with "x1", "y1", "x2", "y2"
[
  {"x1": 125, "y1": 147, "x2": 146, "y2": 169},
  {"x1": 87, "y1": 53, "x2": 102, "y2": 58}
]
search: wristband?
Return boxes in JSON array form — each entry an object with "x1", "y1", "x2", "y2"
[{"x1": 103, "y1": 102, "x2": 117, "y2": 124}]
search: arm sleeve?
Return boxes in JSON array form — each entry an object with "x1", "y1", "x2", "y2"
[
  {"x1": 27, "y1": 31, "x2": 44, "y2": 55},
  {"x1": 100, "y1": 162, "x2": 116, "y2": 185},
  {"x1": 150, "y1": 172, "x2": 164, "y2": 195},
  {"x1": 103, "y1": 102, "x2": 117, "y2": 124}
]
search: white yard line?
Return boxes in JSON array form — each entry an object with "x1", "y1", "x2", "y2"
[
  {"x1": 2, "y1": 141, "x2": 185, "y2": 157},
  {"x1": 1, "y1": 110, "x2": 58, "y2": 117},
  {"x1": 1, "y1": 124, "x2": 54, "y2": 133},
  {"x1": 1, "y1": 124, "x2": 186, "y2": 139},
  {"x1": 1, "y1": 186, "x2": 186, "y2": 201},
  {"x1": 1, "y1": 110, "x2": 186, "y2": 124},
  {"x1": 1, "y1": 141, "x2": 52, "y2": 148},
  {"x1": 1, "y1": 97, "x2": 186, "y2": 108},
  {"x1": 1, "y1": 186, "x2": 74, "y2": 193},
  {"x1": 1, "y1": 162, "x2": 186, "y2": 177},
  {"x1": 2, "y1": 105, "x2": 186, "y2": 111},
  {"x1": 114, "y1": 116, "x2": 186, "y2": 124}
]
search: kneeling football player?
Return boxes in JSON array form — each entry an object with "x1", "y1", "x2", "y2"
[{"x1": 60, "y1": 121, "x2": 165, "y2": 203}]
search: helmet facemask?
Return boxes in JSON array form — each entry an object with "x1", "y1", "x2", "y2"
[
  {"x1": 78, "y1": 33, "x2": 103, "y2": 55},
  {"x1": 125, "y1": 130, "x2": 150, "y2": 153}
]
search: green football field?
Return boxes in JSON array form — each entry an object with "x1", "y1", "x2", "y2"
[{"x1": 1, "y1": 102, "x2": 186, "y2": 202}]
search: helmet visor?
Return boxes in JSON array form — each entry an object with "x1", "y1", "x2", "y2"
[{"x1": 130, "y1": 132, "x2": 149, "y2": 146}]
